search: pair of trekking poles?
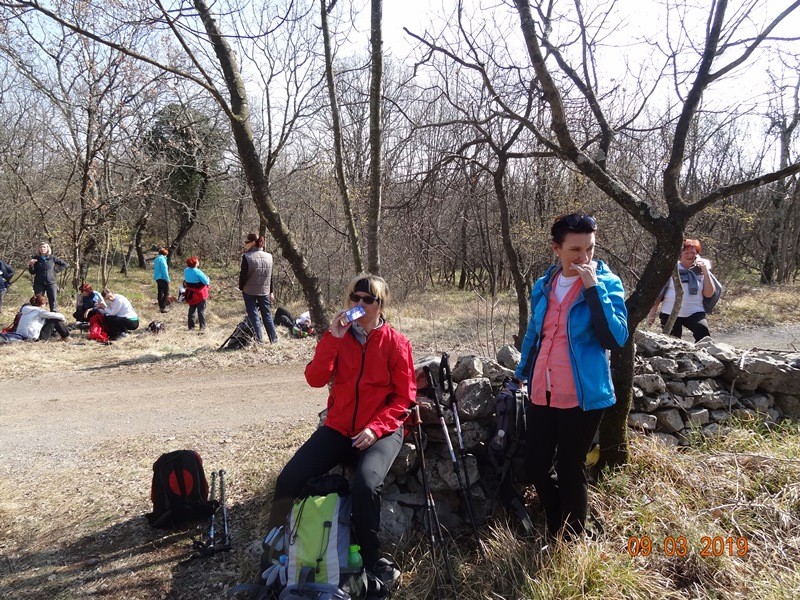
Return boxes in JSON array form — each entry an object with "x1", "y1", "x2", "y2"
[
  {"x1": 193, "y1": 469, "x2": 232, "y2": 557},
  {"x1": 411, "y1": 353, "x2": 484, "y2": 599}
]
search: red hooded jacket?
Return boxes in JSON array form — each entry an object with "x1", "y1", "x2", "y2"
[{"x1": 305, "y1": 323, "x2": 416, "y2": 438}]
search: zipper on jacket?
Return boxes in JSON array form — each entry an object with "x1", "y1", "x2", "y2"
[
  {"x1": 567, "y1": 292, "x2": 587, "y2": 408},
  {"x1": 351, "y1": 335, "x2": 371, "y2": 434}
]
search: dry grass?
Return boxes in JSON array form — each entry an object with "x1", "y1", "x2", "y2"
[
  {"x1": 2, "y1": 271, "x2": 800, "y2": 599},
  {"x1": 713, "y1": 281, "x2": 800, "y2": 330}
]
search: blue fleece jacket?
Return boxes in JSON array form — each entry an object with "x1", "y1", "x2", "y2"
[
  {"x1": 183, "y1": 267, "x2": 209, "y2": 285},
  {"x1": 515, "y1": 261, "x2": 629, "y2": 411},
  {"x1": 153, "y1": 254, "x2": 170, "y2": 282}
]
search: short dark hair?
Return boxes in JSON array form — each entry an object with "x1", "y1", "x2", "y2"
[{"x1": 551, "y1": 213, "x2": 597, "y2": 245}]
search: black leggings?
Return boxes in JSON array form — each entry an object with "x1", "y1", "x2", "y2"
[
  {"x1": 156, "y1": 279, "x2": 170, "y2": 311},
  {"x1": 525, "y1": 403, "x2": 604, "y2": 538},
  {"x1": 38, "y1": 319, "x2": 69, "y2": 341},
  {"x1": 659, "y1": 311, "x2": 710, "y2": 342},
  {"x1": 34, "y1": 283, "x2": 58, "y2": 312},
  {"x1": 267, "y1": 425, "x2": 403, "y2": 571}
]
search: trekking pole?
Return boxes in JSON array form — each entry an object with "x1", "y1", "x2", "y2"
[
  {"x1": 218, "y1": 469, "x2": 232, "y2": 551},
  {"x1": 424, "y1": 365, "x2": 484, "y2": 558},
  {"x1": 439, "y1": 353, "x2": 483, "y2": 557},
  {"x1": 192, "y1": 471, "x2": 218, "y2": 557},
  {"x1": 410, "y1": 403, "x2": 455, "y2": 599}
]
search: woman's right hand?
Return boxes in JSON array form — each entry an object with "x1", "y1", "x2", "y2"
[{"x1": 329, "y1": 310, "x2": 352, "y2": 338}]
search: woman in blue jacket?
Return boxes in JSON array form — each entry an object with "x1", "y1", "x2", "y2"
[
  {"x1": 183, "y1": 257, "x2": 210, "y2": 331},
  {"x1": 515, "y1": 214, "x2": 628, "y2": 540},
  {"x1": 153, "y1": 248, "x2": 171, "y2": 313}
]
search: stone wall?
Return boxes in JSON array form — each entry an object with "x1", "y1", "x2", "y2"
[{"x1": 372, "y1": 331, "x2": 800, "y2": 544}]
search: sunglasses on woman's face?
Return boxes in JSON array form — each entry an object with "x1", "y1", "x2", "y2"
[
  {"x1": 349, "y1": 292, "x2": 378, "y2": 305},
  {"x1": 564, "y1": 214, "x2": 597, "y2": 229}
]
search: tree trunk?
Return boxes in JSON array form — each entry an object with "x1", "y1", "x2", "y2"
[
  {"x1": 322, "y1": 0, "x2": 363, "y2": 273},
  {"x1": 492, "y1": 154, "x2": 529, "y2": 348},
  {"x1": 194, "y1": 0, "x2": 329, "y2": 329},
  {"x1": 366, "y1": 0, "x2": 383, "y2": 274}
]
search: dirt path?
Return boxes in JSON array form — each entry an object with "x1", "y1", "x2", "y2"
[{"x1": 0, "y1": 363, "x2": 326, "y2": 474}]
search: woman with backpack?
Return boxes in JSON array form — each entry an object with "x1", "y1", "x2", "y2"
[
  {"x1": 515, "y1": 214, "x2": 628, "y2": 541},
  {"x1": 183, "y1": 256, "x2": 210, "y2": 331},
  {"x1": 266, "y1": 274, "x2": 415, "y2": 593},
  {"x1": 27, "y1": 241, "x2": 68, "y2": 311}
]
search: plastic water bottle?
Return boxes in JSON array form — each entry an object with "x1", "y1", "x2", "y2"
[
  {"x1": 490, "y1": 429, "x2": 506, "y2": 452},
  {"x1": 348, "y1": 544, "x2": 363, "y2": 570},
  {"x1": 279, "y1": 554, "x2": 288, "y2": 586}
]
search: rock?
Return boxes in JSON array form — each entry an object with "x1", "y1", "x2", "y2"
[
  {"x1": 709, "y1": 409, "x2": 732, "y2": 423},
  {"x1": 686, "y1": 408, "x2": 710, "y2": 427},
  {"x1": 389, "y1": 442, "x2": 418, "y2": 477},
  {"x1": 731, "y1": 408, "x2": 757, "y2": 422},
  {"x1": 634, "y1": 373, "x2": 666, "y2": 395},
  {"x1": 702, "y1": 423, "x2": 725, "y2": 437},
  {"x1": 741, "y1": 393, "x2": 773, "y2": 413},
  {"x1": 634, "y1": 395, "x2": 661, "y2": 412},
  {"x1": 628, "y1": 413, "x2": 657, "y2": 431},
  {"x1": 654, "y1": 409, "x2": 685, "y2": 433},
  {"x1": 650, "y1": 432, "x2": 680, "y2": 446},
  {"x1": 379, "y1": 501, "x2": 414, "y2": 544},
  {"x1": 648, "y1": 356, "x2": 679, "y2": 376},
  {"x1": 635, "y1": 330, "x2": 695, "y2": 357},
  {"x1": 773, "y1": 393, "x2": 800, "y2": 419},
  {"x1": 452, "y1": 355, "x2": 483, "y2": 382},
  {"x1": 695, "y1": 391, "x2": 735, "y2": 410},
  {"x1": 453, "y1": 378, "x2": 494, "y2": 419},
  {"x1": 696, "y1": 339, "x2": 740, "y2": 363},
  {"x1": 415, "y1": 356, "x2": 441, "y2": 390},
  {"x1": 676, "y1": 349, "x2": 725, "y2": 378},
  {"x1": 496, "y1": 345, "x2": 521, "y2": 371},
  {"x1": 482, "y1": 361, "x2": 516, "y2": 387}
]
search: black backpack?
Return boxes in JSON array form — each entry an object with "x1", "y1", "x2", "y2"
[
  {"x1": 219, "y1": 320, "x2": 256, "y2": 350},
  {"x1": 485, "y1": 379, "x2": 535, "y2": 536},
  {"x1": 146, "y1": 450, "x2": 218, "y2": 529}
]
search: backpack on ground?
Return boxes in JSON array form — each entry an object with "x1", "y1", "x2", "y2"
[
  {"x1": 484, "y1": 379, "x2": 536, "y2": 537},
  {"x1": 229, "y1": 474, "x2": 368, "y2": 600},
  {"x1": 148, "y1": 320, "x2": 166, "y2": 334},
  {"x1": 146, "y1": 450, "x2": 218, "y2": 529},
  {"x1": 219, "y1": 320, "x2": 256, "y2": 351}
]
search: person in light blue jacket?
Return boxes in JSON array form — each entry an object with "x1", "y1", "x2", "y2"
[
  {"x1": 153, "y1": 248, "x2": 171, "y2": 313},
  {"x1": 183, "y1": 256, "x2": 210, "y2": 331},
  {"x1": 515, "y1": 213, "x2": 628, "y2": 540}
]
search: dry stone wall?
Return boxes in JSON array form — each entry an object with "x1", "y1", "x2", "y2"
[{"x1": 362, "y1": 332, "x2": 800, "y2": 544}]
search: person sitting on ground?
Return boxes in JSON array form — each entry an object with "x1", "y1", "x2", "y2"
[
  {"x1": 153, "y1": 247, "x2": 171, "y2": 313},
  {"x1": 16, "y1": 294, "x2": 70, "y2": 342},
  {"x1": 274, "y1": 305, "x2": 294, "y2": 329},
  {"x1": 266, "y1": 274, "x2": 415, "y2": 594},
  {"x1": 98, "y1": 289, "x2": 139, "y2": 340},
  {"x1": 73, "y1": 283, "x2": 106, "y2": 323},
  {"x1": 27, "y1": 241, "x2": 68, "y2": 311},
  {"x1": 0, "y1": 257, "x2": 14, "y2": 315},
  {"x1": 183, "y1": 256, "x2": 210, "y2": 332},
  {"x1": 647, "y1": 238, "x2": 722, "y2": 342}
]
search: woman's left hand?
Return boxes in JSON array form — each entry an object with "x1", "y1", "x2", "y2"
[
  {"x1": 571, "y1": 260, "x2": 598, "y2": 287},
  {"x1": 351, "y1": 427, "x2": 377, "y2": 450}
]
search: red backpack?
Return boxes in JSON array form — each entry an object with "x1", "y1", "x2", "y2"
[{"x1": 146, "y1": 450, "x2": 217, "y2": 529}]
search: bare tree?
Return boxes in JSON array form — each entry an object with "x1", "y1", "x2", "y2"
[
  {"x1": 511, "y1": 0, "x2": 800, "y2": 466},
  {"x1": 1, "y1": 0, "x2": 332, "y2": 327}
]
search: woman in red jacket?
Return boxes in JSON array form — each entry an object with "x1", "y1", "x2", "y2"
[{"x1": 267, "y1": 274, "x2": 415, "y2": 592}]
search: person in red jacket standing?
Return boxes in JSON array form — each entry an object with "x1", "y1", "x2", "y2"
[{"x1": 267, "y1": 274, "x2": 415, "y2": 593}]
